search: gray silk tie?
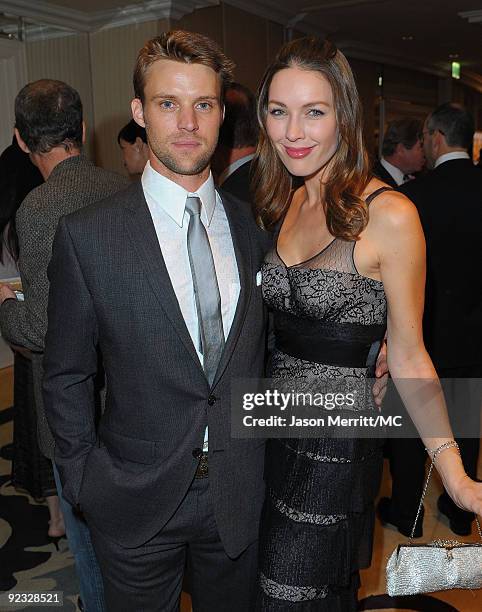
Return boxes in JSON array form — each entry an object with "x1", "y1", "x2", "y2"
[{"x1": 185, "y1": 196, "x2": 225, "y2": 384}]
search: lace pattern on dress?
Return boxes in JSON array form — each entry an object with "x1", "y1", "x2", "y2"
[
  {"x1": 271, "y1": 492, "x2": 347, "y2": 525},
  {"x1": 283, "y1": 442, "x2": 353, "y2": 463},
  {"x1": 260, "y1": 573, "x2": 329, "y2": 602},
  {"x1": 263, "y1": 237, "x2": 387, "y2": 327}
]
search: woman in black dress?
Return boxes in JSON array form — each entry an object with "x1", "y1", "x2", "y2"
[{"x1": 253, "y1": 37, "x2": 482, "y2": 610}]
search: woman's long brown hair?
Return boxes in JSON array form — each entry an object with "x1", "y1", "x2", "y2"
[{"x1": 253, "y1": 37, "x2": 371, "y2": 240}]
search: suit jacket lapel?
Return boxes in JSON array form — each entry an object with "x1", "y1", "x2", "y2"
[
  {"x1": 213, "y1": 192, "x2": 253, "y2": 387},
  {"x1": 123, "y1": 183, "x2": 203, "y2": 374}
]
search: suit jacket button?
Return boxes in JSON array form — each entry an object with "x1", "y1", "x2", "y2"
[
  {"x1": 192, "y1": 448, "x2": 203, "y2": 459},
  {"x1": 208, "y1": 395, "x2": 216, "y2": 406}
]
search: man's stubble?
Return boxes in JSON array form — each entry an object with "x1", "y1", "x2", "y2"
[{"x1": 145, "y1": 122, "x2": 218, "y2": 177}]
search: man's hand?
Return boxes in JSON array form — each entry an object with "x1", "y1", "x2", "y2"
[
  {"x1": 372, "y1": 340, "x2": 389, "y2": 408},
  {"x1": 0, "y1": 283, "x2": 16, "y2": 304}
]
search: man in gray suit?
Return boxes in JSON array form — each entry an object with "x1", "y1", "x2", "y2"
[
  {"x1": 43, "y1": 31, "x2": 271, "y2": 611},
  {"x1": 0, "y1": 79, "x2": 129, "y2": 611}
]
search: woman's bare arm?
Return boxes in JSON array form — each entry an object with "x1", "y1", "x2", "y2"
[{"x1": 371, "y1": 191, "x2": 481, "y2": 514}]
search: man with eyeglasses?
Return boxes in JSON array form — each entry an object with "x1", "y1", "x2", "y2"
[{"x1": 380, "y1": 103, "x2": 482, "y2": 539}]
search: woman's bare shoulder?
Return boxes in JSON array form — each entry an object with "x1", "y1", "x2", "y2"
[{"x1": 363, "y1": 180, "x2": 420, "y2": 234}]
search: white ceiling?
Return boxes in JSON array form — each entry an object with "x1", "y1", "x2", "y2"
[
  {"x1": 36, "y1": 0, "x2": 124, "y2": 10},
  {"x1": 2, "y1": 0, "x2": 482, "y2": 78}
]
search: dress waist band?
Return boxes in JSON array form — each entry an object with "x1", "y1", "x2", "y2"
[{"x1": 274, "y1": 317, "x2": 384, "y2": 368}]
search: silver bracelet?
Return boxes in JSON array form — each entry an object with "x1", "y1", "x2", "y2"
[{"x1": 425, "y1": 440, "x2": 460, "y2": 462}]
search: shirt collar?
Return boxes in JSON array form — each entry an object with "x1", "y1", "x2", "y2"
[
  {"x1": 435, "y1": 151, "x2": 470, "y2": 168},
  {"x1": 380, "y1": 158, "x2": 404, "y2": 186},
  {"x1": 141, "y1": 161, "x2": 217, "y2": 227},
  {"x1": 218, "y1": 154, "x2": 255, "y2": 186}
]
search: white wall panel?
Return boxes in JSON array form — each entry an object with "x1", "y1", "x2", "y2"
[
  {"x1": 89, "y1": 20, "x2": 163, "y2": 173},
  {"x1": 0, "y1": 38, "x2": 27, "y2": 153}
]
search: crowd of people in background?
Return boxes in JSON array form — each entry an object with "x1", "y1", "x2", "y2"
[{"x1": 0, "y1": 28, "x2": 480, "y2": 612}]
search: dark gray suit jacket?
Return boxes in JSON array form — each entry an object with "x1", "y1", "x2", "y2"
[{"x1": 43, "y1": 181, "x2": 271, "y2": 555}]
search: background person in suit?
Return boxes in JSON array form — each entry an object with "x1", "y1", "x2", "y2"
[
  {"x1": 43, "y1": 31, "x2": 270, "y2": 611},
  {"x1": 372, "y1": 118, "x2": 425, "y2": 187},
  {"x1": 0, "y1": 79, "x2": 129, "y2": 612},
  {"x1": 117, "y1": 119, "x2": 149, "y2": 177},
  {"x1": 379, "y1": 103, "x2": 482, "y2": 537},
  {"x1": 213, "y1": 82, "x2": 259, "y2": 202}
]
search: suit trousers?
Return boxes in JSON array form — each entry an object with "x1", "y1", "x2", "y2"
[
  {"x1": 88, "y1": 476, "x2": 258, "y2": 612},
  {"x1": 388, "y1": 366, "x2": 481, "y2": 529},
  {"x1": 53, "y1": 464, "x2": 106, "y2": 611}
]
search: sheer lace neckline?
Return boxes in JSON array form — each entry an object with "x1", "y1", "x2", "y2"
[
  {"x1": 273, "y1": 186, "x2": 395, "y2": 279},
  {"x1": 276, "y1": 237, "x2": 336, "y2": 269}
]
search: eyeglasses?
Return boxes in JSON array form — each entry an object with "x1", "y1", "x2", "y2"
[{"x1": 422, "y1": 128, "x2": 444, "y2": 138}]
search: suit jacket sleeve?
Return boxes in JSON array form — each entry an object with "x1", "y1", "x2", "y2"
[
  {"x1": 43, "y1": 216, "x2": 99, "y2": 506},
  {"x1": 398, "y1": 180, "x2": 418, "y2": 202},
  {"x1": 0, "y1": 198, "x2": 51, "y2": 351}
]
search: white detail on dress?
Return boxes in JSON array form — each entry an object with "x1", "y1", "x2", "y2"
[
  {"x1": 284, "y1": 441, "x2": 353, "y2": 463},
  {"x1": 260, "y1": 573, "x2": 329, "y2": 602},
  {"x1": 272, "y1": 493, "x2": 347, "y2": 525}
]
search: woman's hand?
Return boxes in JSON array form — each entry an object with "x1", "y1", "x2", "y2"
[
  {"x1": 0, "y1": 283, "x2": 16, "y2": 304},
  {"x1": 448, "y1": 476, "x2": 482, "y2": 517},
  {"x1": 372, "y1": 340, "x2": 388, "y2": 408}
]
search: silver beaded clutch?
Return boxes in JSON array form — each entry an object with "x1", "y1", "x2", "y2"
[
  {"x1": 386, "y1": 445, "x2": 482, "y2": 597},
  {"x1": 386, "y1": 538, "x2": 482, "y2": 596}
]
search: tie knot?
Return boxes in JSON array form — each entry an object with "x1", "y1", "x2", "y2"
[{"x1": 185, "y1": 196, "x2": 202, "y2": 217}]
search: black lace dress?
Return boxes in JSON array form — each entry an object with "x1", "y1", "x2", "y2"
[{"x1": 258, "y1": 193, "x2": 388, "y2": 610}]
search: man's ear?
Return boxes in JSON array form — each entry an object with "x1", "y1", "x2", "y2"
[
  {"x1": 431, "y1": 130, "x2": 444, "y2": 156},
  {"x1": 131, "y1": 98, "x2": 146, "y2": 128},
  {"x1": 435, "y1": 129, "x2": 446, "y2": 147},
  {"x1": 81, "y1": 121, "x2": 86, "y2": 145},
  {"x1": 14, "y1": 128, "x2": 30, "y2": 154},
  {"x1": 134, "y1": 136, "x2": 144, "y2": 151}
]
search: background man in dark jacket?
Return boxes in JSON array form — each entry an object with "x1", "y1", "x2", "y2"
[
  {"x1": 373, "y1": 118, "x2": 425, "y2": 187},
  {"x1": 213, "y1": 82, "x2": 258, "y2": 203},
  {"x1": 380, "y1": 103, "x2": 482, "y2": 537}
]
